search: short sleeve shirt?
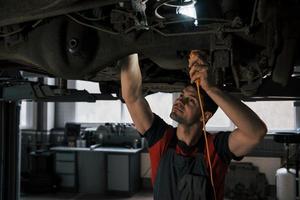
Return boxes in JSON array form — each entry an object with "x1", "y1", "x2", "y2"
[{"x1": 144, "y1": 113, "x2": 243, "y2": 200}]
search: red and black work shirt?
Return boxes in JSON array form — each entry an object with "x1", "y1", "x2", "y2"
[{"x1": 144, "y1": 114, "x2": 242, "y2": 200}]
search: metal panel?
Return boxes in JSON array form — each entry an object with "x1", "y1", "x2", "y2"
[
  {"x1": 56, "y1": 152, "x2": 75, "y2": 161},
  {"x1": 55, "y1": 162, "x2": 75, "y2": 174},
  {"x1": 77, "y1": 152, "x2": 106, "y2": 193},
  {"x1": 60, "y1": 175, "x2": 75, "y2": 187},
  {"x1": 107, "y1": 154, "x2": 129, "y2": 191}
]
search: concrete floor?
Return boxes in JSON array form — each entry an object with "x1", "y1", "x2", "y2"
[
  {"x1": 21, "y1": 190, "x2": 153, "y2": 200},
  {"x1": 21, "y1": 191, "x2": 233, "y2": 200}
]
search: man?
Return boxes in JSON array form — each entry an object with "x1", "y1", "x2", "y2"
[{"x1": 120, "y1": 50, "x2": 267, "y2": 200}]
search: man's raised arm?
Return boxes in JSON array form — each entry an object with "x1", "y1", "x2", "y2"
[
  {"x1": 120, "y1": 54, "x2": 154, "y2": 134},
  {"x1": 189, "y1": 51, "x2": 267, "y2": 157}
]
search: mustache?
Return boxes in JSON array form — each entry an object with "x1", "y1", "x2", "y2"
[{"x1": 172, "y1": 103, "x2": 184, "y2": 112}]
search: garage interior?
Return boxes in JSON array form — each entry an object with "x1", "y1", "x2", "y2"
[
  {"x1": 1, "y1": 0, "x2": 300, "y2": 200},
  {"x1": 0, "y1": 79, "x2": 299, "y2": 200}
]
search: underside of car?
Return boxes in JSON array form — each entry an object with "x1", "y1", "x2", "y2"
[{"x1": 0, "y1": 0, "x2": 300, "y2": 100}]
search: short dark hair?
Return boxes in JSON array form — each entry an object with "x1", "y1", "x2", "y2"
[{"x1": 186, "y1": 83, "x2": 218, "y2": 115}]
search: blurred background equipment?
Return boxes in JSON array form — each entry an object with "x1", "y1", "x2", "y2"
[
  {"x1": 273, "y1": 132, "x2": 300, "y2": 200},
  {"x1": 65, "y1": 123, "x2": 81, "y2": 147}
]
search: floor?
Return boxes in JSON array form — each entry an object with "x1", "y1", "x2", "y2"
[
  {"x1": 21, "y1": 190, "x2": 153, "y2": 200},
  {"x1": 21, "y1": 191, "x2": 234, "y2": 200}
]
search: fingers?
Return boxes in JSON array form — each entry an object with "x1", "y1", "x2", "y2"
[
  {"x1": 189, "y1": 63, "x2": 208, "y2": 76},
  {"x1": 188, "y1": 51, "x2": 209, "y2": 85},
  {"x1": 190, "y1": 74, "x2": 203, "y2": 84},
  {"x1": 189, "y1": 62, "x2": 208, "y2": 84},
  {"x1": 189, "y1": 59, "x2": 208, "y2": 74}
]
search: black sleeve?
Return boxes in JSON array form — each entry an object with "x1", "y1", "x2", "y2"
[
  {"x1": 143, "y1": 113, "x2": 169, "y2": 147},
  {"x1": 213, "y1": 131, "x2": 244, "y2": 165}
]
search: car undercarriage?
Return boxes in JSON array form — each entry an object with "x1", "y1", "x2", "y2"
[{"x1": 0, "y1": 0, "x2": 300, "y2": 100}]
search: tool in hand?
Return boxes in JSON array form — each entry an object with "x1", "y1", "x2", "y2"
[{"x1": 195, "y1": 79, "x2": 217, "y2": 200}]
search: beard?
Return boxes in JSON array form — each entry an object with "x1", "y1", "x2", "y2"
[
  {"x1": 170, "y1": 110, "x2": 200, "y2": 126},
  {"x1": 170, "y1": 111, "x2": 186, "y2": 124}
]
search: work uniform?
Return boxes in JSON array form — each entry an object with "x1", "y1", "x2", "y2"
[{"x1": 144, "y1": 114, "x2": 242, "y2": 200}]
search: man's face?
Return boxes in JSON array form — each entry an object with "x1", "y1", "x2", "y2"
[{"x1": 170, "y1": 85, "x2": 201, "y2": 125}]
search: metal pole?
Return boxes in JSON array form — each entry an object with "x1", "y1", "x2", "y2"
[
  {"x1": 0, "y1": 101, "x2": 21, "y2": 200},
  {"x1": 296, "y1": 144, "x2": 299, "y2": 198}
]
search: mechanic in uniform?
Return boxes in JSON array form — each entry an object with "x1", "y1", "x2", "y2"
[{"x1": 120, "y1": 50, "x2": 267, "y2": 200}]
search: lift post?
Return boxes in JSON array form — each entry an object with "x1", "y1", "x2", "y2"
[{"x1": 0, "y1": 101, "x2": 21, "y2": 200}]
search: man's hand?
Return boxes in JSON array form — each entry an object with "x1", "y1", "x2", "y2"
[
  {"x1": 188, "y1": 50, "x2": 267, "y2": 157},
  {"x1": 188, "y1": 50, "x2": 213, "y2": 92}
]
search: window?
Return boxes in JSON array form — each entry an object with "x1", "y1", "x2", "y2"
[
  {"x1": 20, "y1": 101, "x2": 27, "y2": 128},
  {"x1": 75, "y1": 81, "x2": 296, "y2": 132},
  {"x1": 146, "y1": 92, "x2": 174, "y2": 124},
  {"x1": 244, "y1": 101, "x2": 295, "y2": 132},
  {"x1": 19, "y1": 101, "x2": 37, "y2": 129},
  {"x1": 75, "y1": 81, "x2": 174, "y2": 124},
  {"x1": 206, "y1": 108, "x2": 233, "y2": 131},
  {"x1": 75, "y1": 81, "x2": 122, "y2": 123},
  {"x1": 121, "y1": 92, "x2": 174, "y2": 124},
  {"x1": 208, "y1": 100, "x2": 296, "y2": 132},
  {"x1": 208, "y1": 101, "x2": 296, "y2": 132}
]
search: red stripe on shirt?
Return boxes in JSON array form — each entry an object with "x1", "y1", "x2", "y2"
[{"x1": 148, "y1": 126, "x2": 174, "y2": 185}]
